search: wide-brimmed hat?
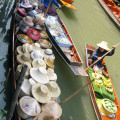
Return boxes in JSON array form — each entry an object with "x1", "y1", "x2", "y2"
[
  {"x1": 97, "y1": 41, "x2": 110, "y2": 51},
  {"x1": 18, "y1": 96, "x2": 41, "y2": 119},
  {"x1": 38, "y1": 39, "x2": 52, "y2": 49},
  {"x1": 33, "y1": 112, "x2": 55, "y2": 120},
  {"x1": 33, "y1": 17, "x2": 44, "y2": 26},
  {"x1": 44, "y1": 57, "x2": 55, "y2": 69},
  {"x1": 17, "y1": 34, "x2": 33, "y2": 44},
  {"x1": 16, "y1": 7, "x2": 26, "y2": 16},
  {"x1": 23, "y1": 16, "x2": 34, "y2": 27},
  {"x1": 39, "y1": 31, "x2": 48, "y2": 39},
  {"x1": 32, "y1": 58, "x2": 46, "y2": 68},
  {"x1": 31, "y1": 43, "x2": 41, "y2": 51},
  {"x1": 47, "y1": 81, "x2": 61, "y2": 98},
  {"x1": 29, "y1": 78, "x2": 36, "y2": 85},
  {"x1": 27, "y1": 28, "x2": 41, "y2": 40},
  {"x1": 47, "y1": 68, "x2": 57, "y2": 81},
  {"x1": 30, "y1": 67, "x2": 49, "y2": 84},
  {"x1": 32, "y1": 83, "x2": 51, "y2": 103},
  {"x1": 44, "y1": 49, "x2": 54, "y2": 58},
  {"x1": 17, "y1": 43, "x2": 33, "y2": 54},
  {"x1": 31, "y1": 50, "x2": 43, "y2": 60},
  {"x1": 42, "y1": 101, "x2": 62, "y2": 119},
  {"x1": 35, "y1": 13, "x2": 45, "y2": 21}
]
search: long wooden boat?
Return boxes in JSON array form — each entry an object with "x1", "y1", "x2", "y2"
[
  {"x1": 85, "y1": 44, "x2": 120, "y2": 120},
  {"x1": 45, "y1": 15, "x2": 88, "y2": 76},
  {"x1": 98, "y1": 0, "x2": 120, "y2": 27}
]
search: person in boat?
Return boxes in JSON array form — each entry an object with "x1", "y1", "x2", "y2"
[
  {"x1": 88, "y1": 41, "x2": 115, "y2": 68},
  {"x1": 41, "y1": 0, "x2": 61, "y2": 16}
]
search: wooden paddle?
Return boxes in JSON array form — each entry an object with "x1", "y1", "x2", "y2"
[{"x1": 85, "y1": 43, "x2": 120, "y2": 71}]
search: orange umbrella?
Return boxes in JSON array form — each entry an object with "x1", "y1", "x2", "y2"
[{"x1": 60, "y1": 0, "x2": 77, "y2": 11}]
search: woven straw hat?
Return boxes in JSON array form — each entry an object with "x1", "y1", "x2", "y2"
[
  {"x1": 17, "y1": 53, "x2": 32, "y2": 64},
  {"x1": 44, "y1": 57, "x2": 55, "y2": 69},
  {"x1": 97, "y1": 41, "x2": 110, "y2": 51},
  {"x1": 32, "y1": 43, "x2": 41, "y2": 51},
  {"x1": 32, "y1": 83, "x2": 51, "y2": 103},
  {"x1": 44, "y1": 49, "x2": 54, "y2": 58},
  {"x1": 31, "y1": 50, "x2": 44, "y2": 60},
  {"x1": 32, "y1": 58, "x2": 46, "y2": 68},
  {"x1": 17, "y1": 43, "x2": 33, "y2": 54},
  {"x1": 33, "y1": 112, "x2": 55, "y2": 120},
  {"x1": 18, "y1": 96, "x2": 41, "y2": 119},
  {"x1": 42, "y1": 101, "x2": 62, "y2": 119},
  {"x1": 47, "y1": 81, "x2": 61, "y2": 98},
  {"x1": 23, "y1": 16, "x2": 34, "y2": 27},
  {"x1": 47, "y1": 68, "x2": 57, "y2": 81},
  {"x1": 30, "y1": 67, "x2": 49, "y2": 84},
  {"x1": 29, "y1": 78, "x2": 36, "y2": 85},
  {"x1": 19, "y1": 78, "x2": 32, "y2": 98},
  {"x1": 35, "y1": 13, "x2": 45, "y2": 21}
]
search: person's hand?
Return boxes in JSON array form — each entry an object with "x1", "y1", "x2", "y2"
[
  {"x1": 98, "y1": 57, "x2": 102, "y2": 60},
  {"x1": 88, "y1": 59, "x2": 92, "y2": 65},
  {"x1": 59, "y1": 5, "x2": 61, "y2": 9},
  {"x1": 112, "y1": 45, "x2": 115, "y2": 49}
]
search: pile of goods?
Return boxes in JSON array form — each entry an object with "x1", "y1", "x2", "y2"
[{"x1": 14, "y1": 0, "x2": 62, "y2": 119}]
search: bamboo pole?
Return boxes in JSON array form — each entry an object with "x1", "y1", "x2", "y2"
[
  {"x1": 85, "y1": 43, "x2": 120, "y2": 71},
  {"x1": 6, "y1": 65, "x2": 27, "y2": 120}
]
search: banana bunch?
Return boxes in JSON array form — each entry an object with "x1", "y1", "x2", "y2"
[
  {"x1": 92, "y1": 73, "x2": 101, "y2": 79},
  {"x1": 94, "y1": 79, "x2": 103, "y2": 88}
]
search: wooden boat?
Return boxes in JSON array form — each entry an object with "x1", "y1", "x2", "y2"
[
  {"x1": 98, "y1": 0, "x2": 120, "y2": 27},
  {"x1": 45, "y1": 15, "x2": 88, "y2": 76},
  {"x1": 85, "y1": 44, "x2": 120, "y2": 120}
]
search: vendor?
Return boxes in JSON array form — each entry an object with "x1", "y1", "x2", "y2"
[
  {"x1": 41, "y1": 0, "x2": 61, "y2": 16},
  {"x1": 88, "y1": 41, "x2": 115, "y2": 68}
]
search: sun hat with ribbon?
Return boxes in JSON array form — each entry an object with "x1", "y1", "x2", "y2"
[
  {"x1": 17, "y1": 96, "x2": 41, "y2": 119},
  {"x1": 23, "y1": 16, "x2": 34, "y2": 27},
  {"x1": 27, "y1": 28, "x2": 41, "y2": 40},
  {"x1": 16, "y1": 7, "x2": 26, "y2": 16},
  {"x1": 97, "y1": 41, "x2": 110, "y2": 51},
  {"x1": 30, "y1": 67, "x2": 49, "y2": 84},
  {"x1": 42, "y1": 101, "x2": 62, "y2": 119},
  {"x1": 33, "y1": 112, "x2": 55, "y2": 120},
  {"x1": 32, "y1": 83, "x2": 51, "y2": 103},
  {"x1": 44, "y1": 57, "x2": 55, "y2": 69},
  {"x1": 44, "y1": 49, "x2": 54, "y2": 58},
  {"x1": 17, "y1": 43, "x2": 33, "y2": 54},
  {"x1": 47, "y1": 68, "x2": 57, "y2": 81},
  {"x1": 47, "y1": 81, "x2": 61, "y2": 99},
  {"x1": 31, "y1": 50, "x2": 43, "y2": 60},
  {"x1": 17, "y1": 53, "x2": 32, "y2": 64},
  {"x1": 32, "y1": 58, "x2": 46, "y2": 68}
]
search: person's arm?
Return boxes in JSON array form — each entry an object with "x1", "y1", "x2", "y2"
[
  {"x1": 89, "y1": 49, "x2": 98, "y2": 60},
  {"x1": 53, "y1": 0, "x2": 61, "y2": 7},
  {"x1": 106, "y1": 46, "x2": 115, "y2": 56}
]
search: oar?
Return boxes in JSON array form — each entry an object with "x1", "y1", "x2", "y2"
[{"x1": 85, "y1": 43, "x2": 120, "y2": 71}]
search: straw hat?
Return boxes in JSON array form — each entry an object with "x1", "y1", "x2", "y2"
[
  {"x1": 29, "y1": 78, "x2": 36, "y2": 85},
  {"x1": 33, "y1": 17, "x2": 44, "y2": 26},
  {"x1": 44, "y1": 57, "x2": 55, "y2": 69},
  {"x1": 17, "y1": 43, "x2": 33, "y2": 54},
  {"x1": 33, "y1": 112, "x2": 55, "y2": 120},
  {"x1": 18, "y1": 96, "x2": 41, "y2": 119},
  {"x1": 27, "y1": 28, "x2": 41, "y2": 40},
  {"x1": 19, "y1": 78, "x2": 32, "y2": 98},
  {"x1": 17, "y1": 53, "x2": 32, "y2": 64},
  {"x1": 32, "y1": 58, "x2": 46, "y2": 68},
  {"x1": 44, "y1": 49, "x2": 54, "y2": 58},
  {"x1": 16, "y1": 7, "x2": 26, "y2": 16},
  {"x1": 35, "y1": 13, "x2": 45, "y2": 21},
  {"x1": 23, "y1": 16, "x2": 34, "y2": 27},
  {"x1": 30, "y1": 67, "x2": 49, "y2": 84},
  {"x1": 31, "y1": 50, "x2": 43, "y2": 60},
  {"x1": 17, "y1": 34, "x2": 33, "y2": 44},
  {"x1": 97, "y1": 41, "x2": 110, "y2": 51},
  {"x1": 42, "y1": 101, "x2": 62, "y2": 119},
  {"x1": 47, "y1": 81, "x2": 61, "y2": 98},
  {"x1": 32, "y1": 43, "x2": 41, "y2": 51},
  {"x1": 47, "y1": 68, "x2": 57, "y2": 81},
  {"x1": 39, "y1": 31, "x2": 48, "y2": 39},
  {"x1": 32, "y1": 83, "x2": 51, "y2": 103}
]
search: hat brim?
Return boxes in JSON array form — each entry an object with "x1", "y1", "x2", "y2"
[
  {"x1": 32, "y1": 83, "x2": 51, "y2": 103},
  {"x1": 60, "y1": 0, "x2": 77, "y2": 11},
  {"x1": 30, "y1": 68, "x2": 49, "y2": 84},
  {"x1": 31, "y1": 51, "x2": 44, "y2": 60},
  {"x1": 23, "y1": 17, "x2": 34, "y2": 27},
  {"x1": 17, "y1": 46, "x2": 24, "y2": 54},
  {"x1": 97, "y1": 43, "x2": 110, "y2": 51},
  {"x1": 48, "y1": 73, "x2": 57, "y2": 81},
  {"x1": 44, "y1": 58, "x2": 54, "y2": 69}
]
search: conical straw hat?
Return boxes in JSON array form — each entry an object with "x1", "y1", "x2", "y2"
[
  {"x1": 47, "y1": 68, "x2": 57, "y2": 81},
  {"x1": 30, "y1": 67, "x2": 49, "y2": 84},
  {"x1": 33, "y1": 112, "x2": 55, "y2": 120},
  {"x1": 42, "y1": 101, "x2": 62, "y2": 119},
  {"x1": 31, "y1": 50, "x2": 44, "y2": 60},
  {"x1": 19, "y1": 96, "x2": 41, "y2": 117},
  {"x1": 32, "y1": 58, "x2": 46, "y2": 68},
  {"x1": 44, "y1": 57, "x2": 55, "y2": 69},
  {"x1": 17, "y1": 53, "x2": 32, "y2": 64},
  {"x1": 32, "y1": 83, "x2": 51, "y2": 103},
  {"x1": 47, "y1": 81, "x2": 61, "y2": 98},
  {"x1": 97, "y1": 41, "x2": 110, "y2": 51}
]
